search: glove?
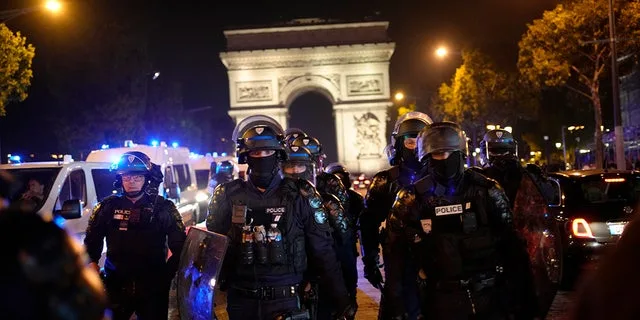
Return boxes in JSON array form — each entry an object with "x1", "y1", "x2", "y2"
[{"x1": 363, "y1": 256, "x2": 384, "y2": 289}]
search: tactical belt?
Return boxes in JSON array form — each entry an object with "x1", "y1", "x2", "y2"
[{"x1": 231, "y1": 284, "x2": 300, "y2": 300}]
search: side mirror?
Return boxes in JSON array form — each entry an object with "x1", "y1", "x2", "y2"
[
  {"x1": 55, "y1": 199, "x2": 82, "y2": 219},
  {"x1": 167, "y1": 183, "x2": 180, "y2": 199}
]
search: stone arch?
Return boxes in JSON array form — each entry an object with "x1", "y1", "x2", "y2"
[
  {"x1": 221, "y1": 21, "x2": 395, "y2": 174},
  {"x1": 279, "y1": 75, "x2": 339, "y2": 107}
]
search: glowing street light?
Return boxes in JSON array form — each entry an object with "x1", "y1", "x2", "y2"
[
  {"x1": 394, "y1": 91, "x2": 405, "y2": 102},
  {"x1": 0, "y1": 1, "x2": 63, "y2": 22},
  {"x1": 435, "y1": 46, "x2": 449, "y2": 58},
  {"x1": 555, "y1": 142, "x2": 562, "y2": 149},
  {"x1": 45, "y1": 0, "x2": 62, "y2": 13}
]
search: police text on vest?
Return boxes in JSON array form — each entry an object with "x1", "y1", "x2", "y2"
[{"x1": 434, "y1": 204, "x2": 463, "y2": 216}]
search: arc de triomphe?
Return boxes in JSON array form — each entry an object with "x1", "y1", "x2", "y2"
[{"x1": 220, "y1": 19, "x2": 395, "y2": 174}]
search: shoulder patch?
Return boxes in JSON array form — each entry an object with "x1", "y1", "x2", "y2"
[{"x1": 314, "y1": 208, "x2": 328, "y2": 225}]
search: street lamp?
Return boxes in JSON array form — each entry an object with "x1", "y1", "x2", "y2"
[
  {"x1": 0, "y1": 0, "x2": 62, "y2": 22},
  {"x1": 394, "y1": 91, "x2": 405, "y2": 102},
  {"x1": 45, "y1": 1, "x2": 62, "y2": 13},
  {"x1": 435, "y1": 46, "x2": 449, "y2": 59}
]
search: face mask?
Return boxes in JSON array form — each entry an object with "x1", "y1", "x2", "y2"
[
  {"x1": 247, "y1": 154, "x2": 279, "y2": 189},
  {"x1": 402, "y1": 147, "x2": 421, "y2": 171},
  {"x1": 490, "y1": 156, "x2": 519, "y2": 170},
  {"x1": 428, "y1": 151, "x2": 464, "y2": 182}
]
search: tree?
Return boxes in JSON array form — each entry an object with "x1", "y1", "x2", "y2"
[
  {"x1": 518, "y1": 0, "x2": 640, "y2": 169},
  {"x1": 436, "y1": 50, "x2": 536, "y2": 150},
  {"x1": 0, "y1": 23, "x2": 35, "y2": 116}
]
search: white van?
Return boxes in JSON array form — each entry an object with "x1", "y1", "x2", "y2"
[
  {"x1": 86, "y1": 141, "x2": 201, "y2": 225},
  {"x1": 0, "y1": 157, "x2": 115, "y2": 241}
]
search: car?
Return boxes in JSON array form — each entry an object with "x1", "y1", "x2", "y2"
[{"x1": 547, "y1": 169, "x2": 639, "y2": 287}]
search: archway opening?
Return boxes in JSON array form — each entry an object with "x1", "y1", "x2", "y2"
[{"x1": 288, "y1": 91, "x2": 338, "y2": 164}]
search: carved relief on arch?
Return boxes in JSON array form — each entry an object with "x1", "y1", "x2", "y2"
[{"x1": 278, "y1": 74, "x2": 341, "y2": 106}]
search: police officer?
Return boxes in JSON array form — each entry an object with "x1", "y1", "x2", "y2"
[
  {"x1": 84, "y1": 151, "x2": 187, "y2": 320},
  {"x1": 325, "y1": 162, "x2": 365, "y2": 232},
  {"x1": 385, "y1": 122, "x2": 538, "y2": 319},
  {"x1": 280, "y1": 143, "x2": 356, "y2": 319},
  {"x1": 479, "y1": 129, "x2": 556, "y2": 207},
  {"x1": 206, "y1": 115, "x2": 354, "y2": 320},
  {"x1": 359, "y1": 111, "x2": 432, "y2": 320}
]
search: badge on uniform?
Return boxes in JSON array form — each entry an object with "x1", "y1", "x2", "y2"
[
  {"x1": 266, "y1": 207, "x2": 285, "y2": 223},
  {"x1": 420, "y1": 219, "x2": 432, "y2": 234},
  {"x1": 232, "y1": 205, "x2": 247, "y2": 224},
  {"x1": 435, "y1": 204, "x2": 463, "y2": 216},
  {"x1": 114, "y1": 209, "x2": 131, "y2": 231}
]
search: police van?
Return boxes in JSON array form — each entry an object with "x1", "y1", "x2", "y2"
[
  {"x1": 86, "y1": 141, "x2": 201, "y2": 225},
  {"x1": 0, "y1": 155, "x2": 115, "y2": 240}
]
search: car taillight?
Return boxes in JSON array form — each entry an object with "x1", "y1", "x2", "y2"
[{"x1": 572, "y1": 218, "x2": 595, "y2": 238}]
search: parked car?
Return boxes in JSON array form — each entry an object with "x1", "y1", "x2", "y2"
[{"x1": 548, "y1": 169, "x2": 640, "y2": 286}]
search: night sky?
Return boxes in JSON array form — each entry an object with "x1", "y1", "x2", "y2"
[{"x1": 0, "y1": 0, "x2": 562, "y2": 160}]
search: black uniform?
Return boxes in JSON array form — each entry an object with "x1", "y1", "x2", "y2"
[
  {"x1": 84, "y1": 194, "x2": 186, "y2": 319},
  {"x1": 360, "y1": 165, "x2": 421, "y2": 319},
  {"x1": 386, "y1": 169, "x2": 538, "y2": 319},
  {"x1": 206, "y1": 175, "x2": 351, "y2": 320},
  {"x1": 315, "y1": 172, "x2": 358, "y2": 319}
]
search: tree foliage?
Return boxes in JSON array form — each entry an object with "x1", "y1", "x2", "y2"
[
  {"x1": 0, "y1": 23, "x2": 35, "y2": 116},
  {"x1": 436, "y1": 49, "x2": 537, "y2": 148},
  {"x1": 518, "y1": 0, "x2": 640, "y2": 169}
]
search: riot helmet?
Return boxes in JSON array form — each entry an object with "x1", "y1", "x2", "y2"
[
  {"x1": 325, "y1": 162, "x2": 351, "y2": 189},
  {"x1": 233, "y1": 115, "x2": 286, "y2": 165},
  {"x1": 284, "y1": 127, "x2": 307, "y2": 146},
  {"x1": 215, "y1": 160, "x2": 235, "y2": 183},
  {"x1": 113, "y1": 151, "x2": 159, "y2": 198},
  {"x1": 282, "y1": 144, "x2": 316, "y2": 184},
  {"x1": 291, "y1": 135, "x2": 325, "y2": 172},
  {"x1": 232, "y1": 115, "x2": 286, "y2": 189},
  {"x1": 480, "y1": 129, "x2": 518, "y2": 165},
  {"x1": 390, "y1": 112, "x2": 433, "y2": 168},
  {"x1": 417, "y1": 122, "x2": 468, "y2": 182}
]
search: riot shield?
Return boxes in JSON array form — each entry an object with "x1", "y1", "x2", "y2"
[
  {"x1": 512, "y1": 172, "x2": 560, "y2": 317},
  {"x1": 176, "y1": 227, "x2": 229, "y2": 320}
]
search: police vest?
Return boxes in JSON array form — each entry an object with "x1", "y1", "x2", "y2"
[
  {"x1": 225, "y1": 180, "x2": 307, "y2": 280},
  {"x1": 414, "y1": 173, "x2": 500, "y2": 280},
  {"x1": 103, "y1": 195, "x2": 169, "y2": 274}
]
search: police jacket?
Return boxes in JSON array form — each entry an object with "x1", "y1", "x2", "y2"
[
  {"x1": 84, "y1": 194, "x2": 187, "y2": 278},
  {"x1": 360, "y1": 165, "x2": 419, "y2": 263},
  {"x1": 482, "y1": 162, "x2": 556, "y2": 208},
  {"x1": 385, "y1": 169, "x2": 536, "y2": 317},
  {"x1": 206, "y1": 175, "x2": 350, "y2": 304}
]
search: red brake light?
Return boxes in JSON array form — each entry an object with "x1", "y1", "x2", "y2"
[{"x1": 572, "y1": 218, "x2": 594, "y2": 238}]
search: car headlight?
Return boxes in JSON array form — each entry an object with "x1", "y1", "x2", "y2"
[{"x1": 196, "y1": 191, "x2": 210, "y2": 203}]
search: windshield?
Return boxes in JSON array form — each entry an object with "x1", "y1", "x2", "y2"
[{"x1": 5, "y1": 167, "x2": 61, "y2": 211}]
